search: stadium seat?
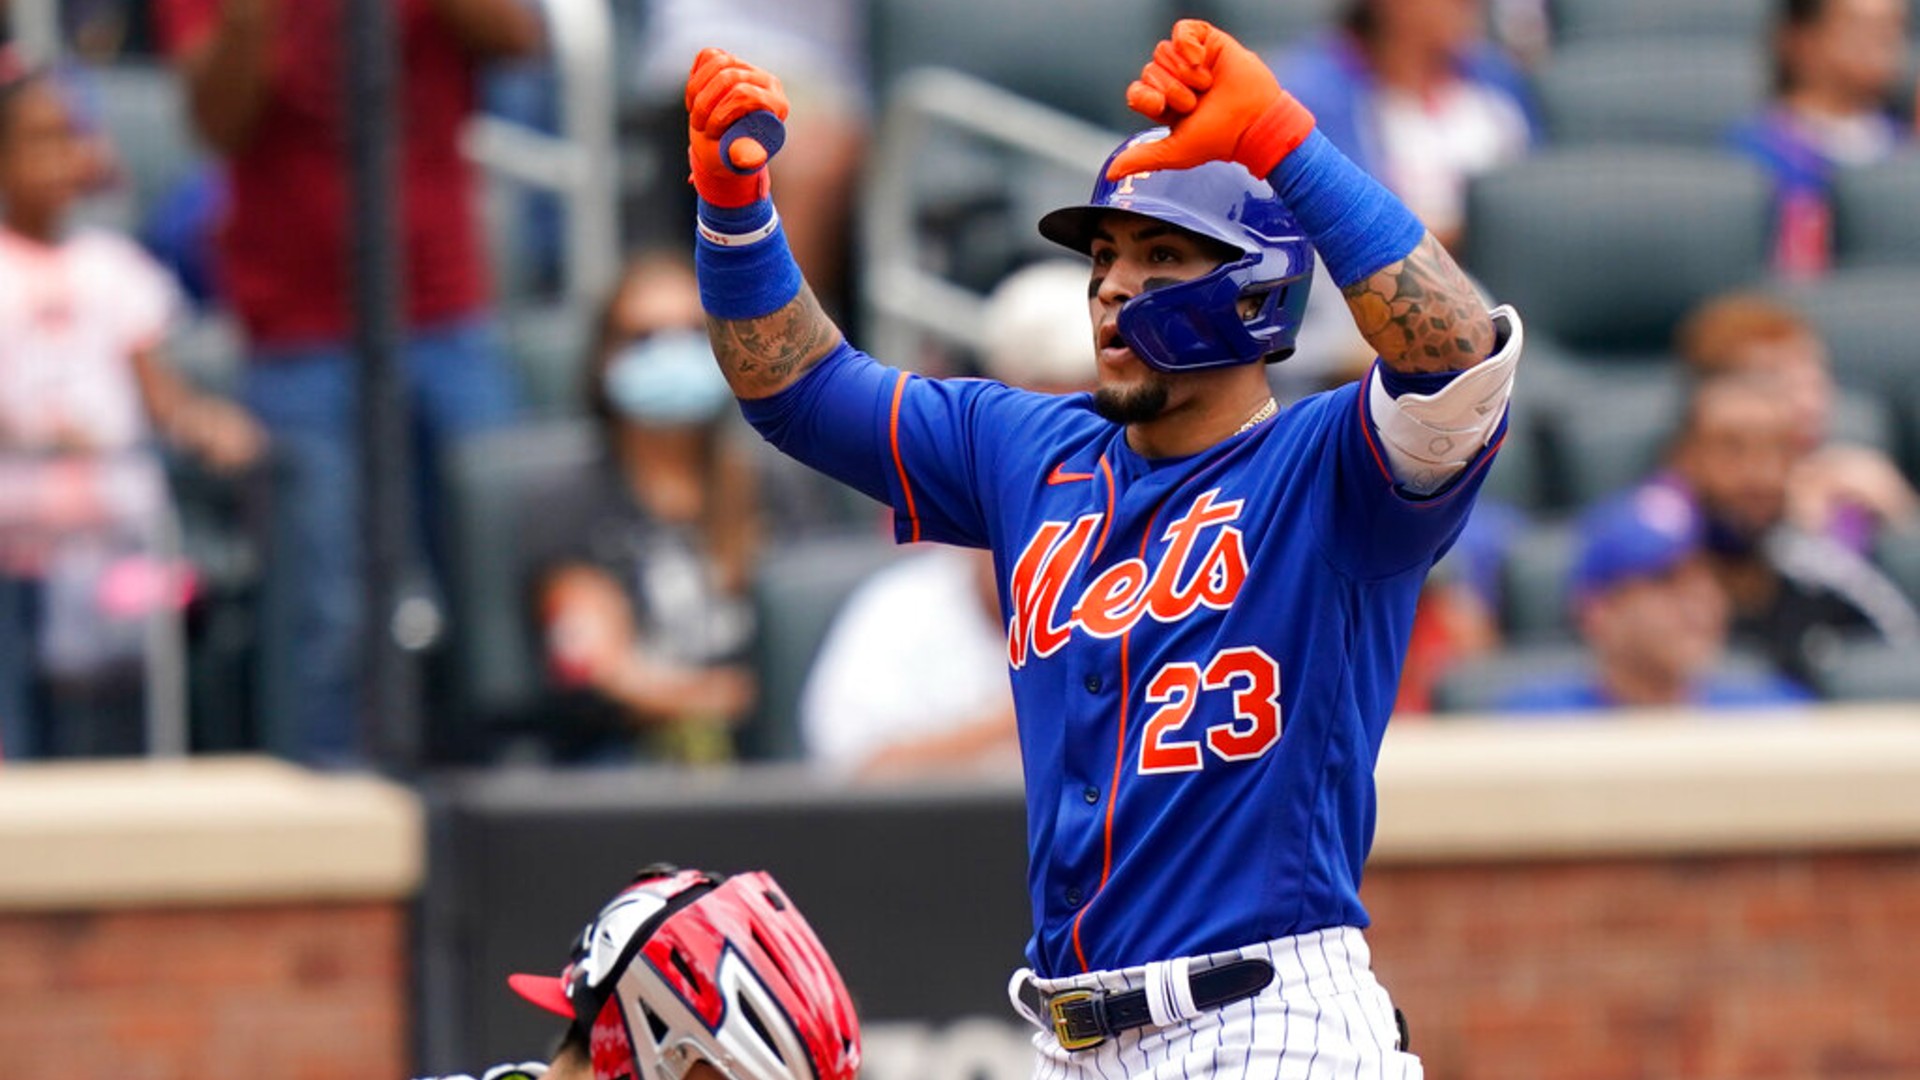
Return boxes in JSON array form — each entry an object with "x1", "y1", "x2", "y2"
[
  {"x1": 88, "y1": 62, "x2": 204, "y2": 226},
  {"x1": 1464, "y1": 148, "x2": 1772, "y2": 358},
  {"x1": 740, "y1": 534, "x2": 902, "y2": 762},
  {"x1": 1534, "y1": 39, "x2": 1766, "y2": 146},
  {"x1": 1188, "y1": 0, "x2": 1341, "y2": 51},
  {"x1": 502, "y1": 302, "x2": 593, "y2": 418},
  {"x1": 1828, "y1": 389, "x2": 1900, "y2": 459},
  {"x1": 1546, "y1": 0, "x2": 1770, "y2": 45},
  {"x1": 1772, "y1": 268, "x2": 1920, "y2": 399},
  {"x1": 1497, "y1": 518, "x2": 1579, "y2": 645},
  {"x1": 1808, "y1": 639, "x2": 1920, "y2": 701},
  {"x1": 868, "y1": 0, "x2": 1168, "y2": 128},
  {"x1": 1874, "y1": 525, "x2": 1920, "y2": 607},
  {"x1": 1431, "y1": 641, "x2": 1591, "y2": 713},
  {"x1": 1832, "y1": 153, "x2": 1920, "y2": 270},
  {"x1": 439, "y1": 421, "x2": 601, "y2": 741},
  {"x1": 1542, "y1": 366, "x2": 1686, "y2": 509}
]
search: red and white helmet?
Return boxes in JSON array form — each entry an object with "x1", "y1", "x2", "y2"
[{"x1": 508, "y1": 866, "x2": 861, "y2": 1080}]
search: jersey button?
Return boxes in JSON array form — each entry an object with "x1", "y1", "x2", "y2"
[
  {"x1": 1065, "y1": 887, "x2": 1083, "y2": 906},
  {"x1": 1083, "y1": 674, "x2": 1103, "y2": 693},
  {"x1": 1082, "y1": 786, "x2": 1099, "y2": 804}
]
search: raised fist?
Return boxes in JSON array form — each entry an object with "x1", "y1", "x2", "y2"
[
  {"x1": 1107, "y1": 19, "x2": 1315, "y2": 181},
  {"x1": 685, "y1": 48, "x2": 791, "y2": 207}
]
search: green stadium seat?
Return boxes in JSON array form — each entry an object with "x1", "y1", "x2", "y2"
[
  {"x1": 1772, "y1": 268, "x2": 1920, "y2": 399},
  {"x1": 439, "y1": 421, "x2": 601, "y2": 741},
  {"x1": 1832, "y1": 153, "x2": 1920, "y2": 270},
  {"x1": 1534, "y1": 39, "x2": 1766, "y2": 146},
  {"x1": 1546, "y1": 366, "x2": 1686, "y2": 508},
  {"x1": 868, "y1": 0, "x2": 1169, "y2": 128},
  {"x1": 1546, "y1": 0, "x2": 1770, "y2": 44},
  {"x1": 1808, "y1": 639, "x2": 1920, "y2": 701},
  {"x1": 502, "y1": 302, "x2": 593, "y2": 418},
  {"x1": 90, "y1": 62, "x2": 204, "y2": 224},
  {"x1": 1874, "y1": 524, "x2": 1920, "y2": 607},
  {"x1": 1464, "y1": 148, "x2": 1772, "y2": 357},
  {"x1": 740, "y1": 534, "x2": 902, "y2": 762},
  {"x1": 1431, "y1": 642, "x2": 1591, "y2": 713},
  {"x1": 1186, "y1": 0, "x2": 1340, "y2": 51},
  {"x1": 1498, "y1": 518, "x2": 1579, "y2": 645}
]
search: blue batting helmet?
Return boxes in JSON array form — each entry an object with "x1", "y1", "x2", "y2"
[{"x1": 1037, "y1": 129, "x2": 1315, "y2": 373}]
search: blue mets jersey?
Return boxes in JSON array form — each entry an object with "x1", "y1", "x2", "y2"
[{"x1": 742, "y1": 342, "x2": 1505, "y2": 978}]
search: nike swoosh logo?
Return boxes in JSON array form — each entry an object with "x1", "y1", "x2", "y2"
[{"x1": 1047, "y1": 464, "x2": 1095, "y2": 485}]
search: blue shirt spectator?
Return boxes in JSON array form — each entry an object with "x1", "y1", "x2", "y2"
[
  {"x1": 1272, "y1": 0, "x2": 1537, "y2": 251},
  {"x1": 1726, "y1": 0, "x2": 1911, "y2": 277},
  {"x1": 1498, "y1": 485, "x2": 1813, "y2": 714}
]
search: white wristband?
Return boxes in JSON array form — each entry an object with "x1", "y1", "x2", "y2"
[{"x1": 697, "y1": 206, "x2": 782, "y2": 248}]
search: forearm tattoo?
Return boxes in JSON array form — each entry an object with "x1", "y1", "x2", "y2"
[
  {"x1": 705, "y1": 284, "x2": 844, "y2": 398},
  {"x1": 1340, "y1": 233, "x2": 1496, "y2": 375}
]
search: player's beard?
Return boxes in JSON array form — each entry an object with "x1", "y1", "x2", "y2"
[{"x1": 1091, "y1": 378, "x2": 1171, "y2": 425}]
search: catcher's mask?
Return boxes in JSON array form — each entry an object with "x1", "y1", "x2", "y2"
[
  {"x1": 1038, "y1": 128, "x2": 1315, "y2": 373},
  {"x1": 509, "y1": 865, "x2": 861, "y2": 1080}
]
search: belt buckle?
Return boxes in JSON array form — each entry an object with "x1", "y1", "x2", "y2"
[{"x1": 1047, "y1": 989, "x2": 1105, "y2": 1051}]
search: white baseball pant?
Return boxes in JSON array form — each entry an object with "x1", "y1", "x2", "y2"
[{"x1": 1009, "y1": 927, "x2": 1423, "y2": 1080}]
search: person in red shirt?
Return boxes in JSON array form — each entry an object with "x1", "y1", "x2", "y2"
[{"x1": 156, "y1": 0, "x2": 542, "y2": 766}]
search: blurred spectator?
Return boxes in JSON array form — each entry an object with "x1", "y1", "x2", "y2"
[
  {"x1": 1676, "y1": 291, "x2": 1918, "y2": 551},
  {"x1": 1729, "y1": 0, "x2": 1911, "y2": 277},
  {"x1": 1662, "y1": 371, "x2": 1920, "y2": 685},
  {"x1": 530, "y1": 253, "x2": 757, "y2": 764},
  {"x1": 156, "y1": 0, "x2": 542, "y2": 766},
  {"x1": 1273, "y1": 0, "x2": 1537, "y2": 253},
  {"x1": 1270, "y1": 0, "x2": 1537, "y2": 393},
  {"x1": 0, "y1": 61, "x2": 264, "y2": 758},
  {"x1": 799, "y1": 261, "x2": 1091, "y2": 777},
  {"x1": 1500, "y1": 484, "x2": 1811, "y2": 711},
  {"x1": 622, "y1": 0, "x2": 868, "y2": 315}
]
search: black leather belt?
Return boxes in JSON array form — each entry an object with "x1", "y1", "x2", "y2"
[{"x1": 1018, "y1": 958, "x2": 1275, "y2": 1051}]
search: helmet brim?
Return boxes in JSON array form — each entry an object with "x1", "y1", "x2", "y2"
[
  {"x1": 508, "y1": 972, "x2": 577, "y2": 1019},
  {"x1": 1038, "y1": 197, "x2": 1256, "y2": 259}
]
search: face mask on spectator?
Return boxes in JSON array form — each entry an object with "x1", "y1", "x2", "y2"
[{"x1": 603, "y1": 330, "x2": 733, "y2": 426}]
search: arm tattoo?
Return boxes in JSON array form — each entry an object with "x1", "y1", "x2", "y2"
[
  {"x1": 705, "y1": 283, "x2": 845, "y2": 399},
  {"x1": 1340, "y1": 232, "x2": 1496, "y2": 375}
]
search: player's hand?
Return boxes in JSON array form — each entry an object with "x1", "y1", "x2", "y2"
[
  {"x1": 685, "y1": 47, "x2": 790, "y2": 207},
  {"x1": 1106, "y1": 19, "x2": 1315, "y2": 181}
]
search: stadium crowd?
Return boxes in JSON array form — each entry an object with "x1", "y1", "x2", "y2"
[{"x1": 0, "y1": 0, "x2": 1917, "y2": 770}]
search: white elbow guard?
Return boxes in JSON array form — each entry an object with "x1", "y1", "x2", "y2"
[{"x1": 1367, "y1": 305, "x2": 1523, "y2": 496}]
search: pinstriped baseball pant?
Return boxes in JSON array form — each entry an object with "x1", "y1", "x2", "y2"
[{"x1": 1010, "y1": 927, "x2": 1423, "y2": 1080}]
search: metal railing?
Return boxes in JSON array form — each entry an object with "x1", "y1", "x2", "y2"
[
  {"x1": 464, "y1": 0, "x2": 622, "y2": 304},
  {"x1": 859, "y1": 67, "x2": 1119, "y2": 366}
]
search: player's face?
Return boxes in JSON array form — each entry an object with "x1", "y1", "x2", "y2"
[{"x1": 1085, "y1": 211, "x2": 1231, "y2": 424}]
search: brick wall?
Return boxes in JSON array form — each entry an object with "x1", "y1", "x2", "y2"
[
  {"x1": 0, "y1": 901, "x2": 408, "y2": 1080},
  {"x1": 1363, "y1": 851, "x2": 1920, "y2": 1080}
]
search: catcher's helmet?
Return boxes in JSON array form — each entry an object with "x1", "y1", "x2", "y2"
[
  {"x1": 1038, "y1": 129, "x2": 1314, "y2": 373},
  {"x1": 509, "y1": 866, "x2": 861, "y2": 1080}
]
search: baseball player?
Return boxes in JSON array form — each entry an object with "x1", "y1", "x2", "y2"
[
  {"x1": 688, "y1": 17, "x2": 1522, "y2": 1078},
  {"x1": 425, "y1": 864, "x2": 862, "y2": 1080}
]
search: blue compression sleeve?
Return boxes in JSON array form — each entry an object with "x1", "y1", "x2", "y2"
[
  {"x1": 695, "y1": 197, "x2": 804, "y2": 319},
  {"x1": 1269, "y1": 129, "x2": 1426, "y2": 289}
]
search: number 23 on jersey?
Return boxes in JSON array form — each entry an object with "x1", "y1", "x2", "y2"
[{"x1": 1139, "y1": 646, "x2": 1282, "y2": 774}]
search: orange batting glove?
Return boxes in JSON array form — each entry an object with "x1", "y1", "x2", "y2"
[
  {"x1": 1106, "y1": 19, "x2": 1316, "y2": 181},
  {"x1": 685, "y1": 47, "x2": 791, "y2": 207}
]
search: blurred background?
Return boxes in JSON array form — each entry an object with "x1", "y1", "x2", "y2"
[{"x1": 0, "y1": 0, "x2": 1919, "y2": 1077}]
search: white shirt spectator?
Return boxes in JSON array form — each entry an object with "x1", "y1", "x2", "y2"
[
  {"x1": 0, "y1": 227, "x2": 178, "y2": 453},
  {"x1": 801, "y1": 546, "x2": 1015, "y2": 774}
]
